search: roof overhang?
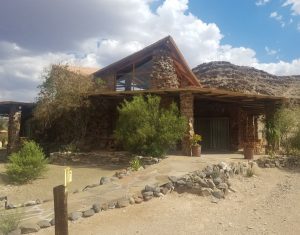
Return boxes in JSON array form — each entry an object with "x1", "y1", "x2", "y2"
[
  {"x1": 89, "y1": 87, "x2": 290, "y2": 115},
  {"x1": 0, "y1": 101, "x2": 35, "y2": 115}
]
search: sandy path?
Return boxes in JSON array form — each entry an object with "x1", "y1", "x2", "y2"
[
  {"x1": 0, "y1": 164, "x2": 122, "y2": 204},
  {"x1": 37, "y1": 167, "x2": 300, "y2": 235}
]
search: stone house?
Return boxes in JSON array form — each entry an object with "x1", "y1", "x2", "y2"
[
  {"x1": 0, "y1": 36, "x2": 288, "y2": 155},
  {"x1": 89, "y1": 36, "x2": 286, "y2": 155}
]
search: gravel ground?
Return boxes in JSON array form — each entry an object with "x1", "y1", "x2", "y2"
[{"x1": 37, "y1": 166, "x2": 300, "y2": 235}]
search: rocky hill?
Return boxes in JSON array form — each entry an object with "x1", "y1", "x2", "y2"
[{"x1": 192, "y1": 61, "x2": 300, "y2": 98}]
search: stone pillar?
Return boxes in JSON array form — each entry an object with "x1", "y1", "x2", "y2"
[
  {"x1": 7, "y1": 106, "x2": 22, "y2": 155},
  {"x1": 238, "y1": 108, "x2": 247, "y2": 150},
  {"x1": 150, "y1": 48, "x2": 179, "y2": 89},
  {"x1": 246, "y1": 114, "x2": 255, "y2": 142},
  {"x1": 243, "y1": 114, "x2": 256, "y2": 159},
  {"x1": 180, "y1": 92, "x2": 194, "y2": 156},
  {"x1": 254, "y1": 116, "x2": 258, "y2": 141}
]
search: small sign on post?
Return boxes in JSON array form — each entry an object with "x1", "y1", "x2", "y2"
[{"x1": 64, "y1": 167, "x2": 72, "y2": 190}]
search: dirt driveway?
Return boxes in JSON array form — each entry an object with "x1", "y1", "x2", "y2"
[{"x1": 36, "y1": 160, "x2": 300, "y2": 235}]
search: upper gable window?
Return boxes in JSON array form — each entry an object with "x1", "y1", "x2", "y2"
[{"x1": 116, "y1": 57, "x2": 152, "y2": 91}]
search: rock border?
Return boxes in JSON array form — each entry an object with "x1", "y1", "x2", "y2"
[{"x1": 8, "y1": 160, "x2": 256, "y2": 234}]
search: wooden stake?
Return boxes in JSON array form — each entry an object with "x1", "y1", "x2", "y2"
[{"x1": 53, "y1": 185, "x2": 68, "y2": 235}]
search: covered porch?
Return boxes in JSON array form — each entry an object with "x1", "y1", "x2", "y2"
[{"x1": 89, "y1": 87, "x2": 286, "y2": 156}]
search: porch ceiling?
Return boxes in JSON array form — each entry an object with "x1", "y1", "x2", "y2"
[
  {"x1": 0, "y1": 101, "x2": 34, "y2": 115},
  {"x1": 89, "y1": 87, "x2": 290, "y2": 114}
]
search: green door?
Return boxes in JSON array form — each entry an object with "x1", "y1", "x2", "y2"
[{"x1": 195, "y1": 118, "x2": 229, "y2": 151}]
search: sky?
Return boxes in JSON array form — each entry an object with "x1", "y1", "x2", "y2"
[{"x1": 0, "y1": 0, "x2": 300, "y2": 102}]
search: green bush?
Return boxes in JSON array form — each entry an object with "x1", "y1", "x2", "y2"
[
  {"x1": 290, "y1": 130, "x2": 300, "y2": 155},
  {"x1": 0, "y1": 209, "x2": 22, "y2": 235},
  {"x1": 130, "y1": 157, "x2": 142, "y2": 171},
  {"x1": 272, "y1": 106, "x2": 300, "y2": 156},
  {"x1": 6, "y1": 141, "x2": 48, "y2": 184},
  {"x1": 115, "y1": 95, "x2": 187, "y2": 158}
]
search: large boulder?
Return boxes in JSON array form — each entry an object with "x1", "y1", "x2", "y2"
[
  {"x1": 19, "y1": 223, "x2": 40, "y2": 234},
  {"x1": 92, "y1": 203, "x2": 101, "y2": 213},
  {"x1": 37, "y1": 220, "x2": 51, "y2": 228},
  {"x1": 68, "y1": 211, "x2": 82, "y2": 221},
  {"x1": 83, "y1": 209, "x2": 95, "y2": 217},
  {"x1": 116, "y1": 198, "x2": 130, "y2": 208}
]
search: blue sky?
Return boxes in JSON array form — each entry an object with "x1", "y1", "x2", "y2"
[
  {"x1": 0, "y1": 0, "x2": 300, "y2": 101},
  {"x1": 189, "y1": 0, "x2": 300, "y2": 63}
]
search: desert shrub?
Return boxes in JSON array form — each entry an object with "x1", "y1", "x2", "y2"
[
  {"x1": 0, "y1": 209, "x2": 22, "y2": 235},
  {"x1": 246, "y1": 166, "x2": 255, "y2": 177},
  {"x1": 265, "y1": 119, "x2": 280, "y2": 153},
  {"x1": 60, "y1": 143, "x2": 79, "y2": 153},
  {"x1": 6, "y1": 141, "x2": 48, "y2": 184},
  {"x1": 130, "y1": 157, "x2": 142, "y2": 171},
  {"x1": 272, "y1": 106, "x2": 300, "y2": 155},
  {"x1": 115, "y1": 95, "x2": 187, "y2": 158},
  {"x1": 290, "y1": 130, "x2": 300, "y2": 155}
]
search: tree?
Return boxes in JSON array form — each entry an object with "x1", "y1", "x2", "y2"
[
  {"x1": 115, "y1": 95, "x2": 187, "y2": 157},
  {"x1": 270, "y1": 106, "x2": 300, "y2": 155},
  {"x1": 33, "y1": 64, "x2": 102, "y2": 146}
]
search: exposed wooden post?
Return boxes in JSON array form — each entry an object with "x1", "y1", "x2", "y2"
[{"x1": 53, "y1": 185, "x2": 68, "y2": 235}]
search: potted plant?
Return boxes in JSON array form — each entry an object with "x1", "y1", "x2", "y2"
[{"x1": 191, "y1": 134, "x2": 202, "y2": 157}]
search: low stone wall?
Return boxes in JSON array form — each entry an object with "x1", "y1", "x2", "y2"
[
  {"x1": 256, "y1": 155, "x2": 300, "y2": 168},
  {"x1": 49, "y1": 152, "x2": 161, "y2": 166},
  {"x1": 49, "y1": 151, "x2": 132, "y2": 165}
]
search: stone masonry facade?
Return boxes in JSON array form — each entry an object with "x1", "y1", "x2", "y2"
[{"x1": 150, "y1": 48, "x2": 179, "y2": 89}]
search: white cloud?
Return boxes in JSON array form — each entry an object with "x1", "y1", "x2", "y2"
[
  {"x1": 283, "y1": 0, "x2": 300, "y2": 15},
  {"x1": 254, "y1": 58, "x2": 300, "y2": 75},
  {"x1": 0, "y1": 0, "x2": 300, "y2": 101},
  {"x1": 265, "y1": 46, "x2": 278, "y2": 56},
  {"x1": 256, "y1": 0, "x2": 271, "y2": 6},
  {"x1": 0, "y1": 42, "x2": 95, "y2": 101},
  {"x1": 270, "y1": 11, "x2": 286, "y2": 27}
]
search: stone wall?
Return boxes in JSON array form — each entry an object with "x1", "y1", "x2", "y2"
[
  {"x1": 180, "y1": 92, "x2": 194, "y2": 156},
  {"x1": 150, "y1": 48, "x2": 179, "y2": 89},
  {"x1": 84, "y1": 97, "x2": 119, "y2": 151},
  {"x1": 49, "y1": 151, "x2": 132, "y2": 165}
]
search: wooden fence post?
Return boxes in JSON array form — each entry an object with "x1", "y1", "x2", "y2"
[{"x1": 53, "y1": 185, "x2": 68, "y2": 235}]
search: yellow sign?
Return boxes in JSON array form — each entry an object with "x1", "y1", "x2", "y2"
[{"x1": 64, "y1": 167, "x2": 72, "y2": 187}]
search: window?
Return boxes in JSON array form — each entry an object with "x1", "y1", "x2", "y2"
[{"x1": 116, "y1": 57, "x2": 152, "y2": 91}]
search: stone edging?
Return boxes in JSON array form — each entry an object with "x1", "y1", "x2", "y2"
[{"x1": 7, "y1": 160, "x2": 257, "y2": 234}]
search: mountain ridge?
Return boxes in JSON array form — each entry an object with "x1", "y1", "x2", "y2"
[{"x1": 192, "y1": 61, "x2": 300, "y2": 98}]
